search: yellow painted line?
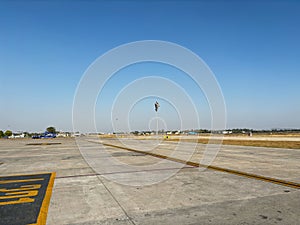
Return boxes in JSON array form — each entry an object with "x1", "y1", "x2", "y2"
[
  {"x1": 31, "y1": 172, "x2": 56, "y2": 225},
  {"x1": 0, "y1": 197, "x2": 34, "y2": 206},
  {"x1": 0, "y1": 178, "x2": 44, "y2": 184},
  {"x1": 101, "y1": 142, "x2": 300, "y2": 189},
  {"x1": 0, "y1": 190, "x2": 39, "y2": 200},
  {"x1": 0, "y1": 184, "x2": 41, "y2": 192},
  {"x1": 0, "y1": 172, "x2": 53, "y2": 178}
]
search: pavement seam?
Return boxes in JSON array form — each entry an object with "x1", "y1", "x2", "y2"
[
  {"x1": 55, "y1": 166, "x2": 194, "y2": 179},
  {"x1": 78, "y1": 140, "x2": 136, "y2": 224},
  {"x1": 95, "y1": 174, "x2": 136, "y2": 225}
]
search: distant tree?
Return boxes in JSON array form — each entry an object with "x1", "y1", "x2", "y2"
[
  {"x1": 23, "y1": 132, "x2": 30, "y2": 137},
  {"x1": 132, "y1": 131, "x2": 139, "y2": 135},
  {"x1": 46, "y1": 127, "x2": 56, "y2": 133},
  {"x1": 0, "y1": 130, "x2": 4, "y2": 138},
  {"x1": 4, "y1": 130, "x2": 12, "y2": 137}
]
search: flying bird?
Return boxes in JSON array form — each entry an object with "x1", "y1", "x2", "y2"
[{"x1": 154, "y1": 101, "x2": 160, "y2": 112}]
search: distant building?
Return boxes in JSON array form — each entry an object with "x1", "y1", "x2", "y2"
[
  {"x1": 222, "y1": 130, "x2": 233, "y2": 134},
  {"x1": 9, "y1": 133, "x2": 25, "y2": 138},
  {"x1": 57, "y1": 132, "x2": 71, "y2": 138}
]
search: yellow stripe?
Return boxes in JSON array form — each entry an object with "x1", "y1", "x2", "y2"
[
  {"x1": 101, "y1": 142, "x2": 300, "y2": 189},
  {"x1": 0, "y1": 184, "x2": 41, "y2": 192},
  {"x1": 0, "y1": 190, "x2": 39, "y2": 200},
  {"x1": 0, "y1": 178, "x2": 44, "y2": 184},
  {"x1": 0, "y1": 172, "x2": 55, "y2": 178},
  {"x1": 31, "y1": 172, "x2": 56, "y2": 225},
  {"x1": 0, "y1": 197, "x2": 34, "y2": 206}
]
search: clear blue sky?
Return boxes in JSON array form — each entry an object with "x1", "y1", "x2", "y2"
[{"x1": 0, "y1": 0, "x2": 299, "y2": 132}]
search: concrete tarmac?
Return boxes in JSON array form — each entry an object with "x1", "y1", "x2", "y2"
[{"x1": 0, "y1": 138, "x2": 299, "y2": 224}]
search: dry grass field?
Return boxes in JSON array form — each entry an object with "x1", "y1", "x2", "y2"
[
  {"x1": 164, "y1": 134, "x2": 300, "y2": 149},
  {"x1": 165, "y1": 138, "x2": 300, "y2": 149},
  {"x1": 99, "y1": 133, "x2": 300, "y2": 149}
]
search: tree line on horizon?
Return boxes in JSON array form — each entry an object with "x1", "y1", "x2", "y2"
[
  {"x1": 0, "y1": 127, "x2": 57, "y2": 138},
  {"x1": 0, "y1": 127, "x2": 300, "y2": 138},
  {"x1": 129, "y1": 128, "x2": 300, "y2": 135}
]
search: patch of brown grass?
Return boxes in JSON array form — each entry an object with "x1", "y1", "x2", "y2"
[{"x1": 165, "y1": 138, "x2": 300, "y2": 149}]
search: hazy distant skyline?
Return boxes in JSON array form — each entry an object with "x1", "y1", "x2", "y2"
[{"x1": 1, "y1": 1, "x2": 300, "y2": 132}]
